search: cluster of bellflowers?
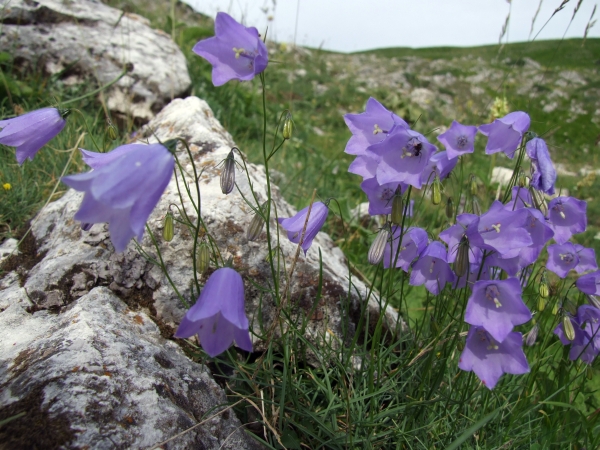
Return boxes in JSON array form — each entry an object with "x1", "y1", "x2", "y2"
[
  {"x1": 345, "y1": 98, "x2": 600, "y2": 389},
  {"x1": 0, "y1": 12, "x2": 330, "y2": 359}
]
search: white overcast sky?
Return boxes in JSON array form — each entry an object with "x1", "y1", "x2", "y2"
[{"x1": 182, "y1": 0, "x2": 599, "y2": 52}]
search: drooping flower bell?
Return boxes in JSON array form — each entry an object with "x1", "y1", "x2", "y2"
[
  {"x1": 526, "y1": 137, "x2": 556, "y2": 195},
  {"x1": 478, "y1": 111, "x2": 531, "y2": 159},
  {"x1": 458, "y1": 326, "x2": 529, "y2": 389},
  {"x1": 547, "y1": 196, "x2": 587, "y2": 244},
  {"x1": 0, "y1": 107, "x2": 69, "y2": 164},
  {"x1": 360, "y1": 178, "x2": 407, "y2": 216},
  {"x1": 175, "y1": 267, "x2": 252, "y2": 357},
  {"x1": 193, "y1": 12, "x2": 268, "y2": 86},
  {"x1": 554, "y1": 305, "x2": 600, "y2": 364},
  {"x1": 409, "y1": 241, "x2": 456, "y2": 295},
  {"x1": 576, "y1": 270, "x2": 600, "y2": 296},
  {"x1": 436, "y1": 121, "x2": 478, "y2": 160},
  {"x1": 383, "y1": 226, "x2": 428, "y2": 271},
  {"x1": 546, "y1": 242, "x2": 597, "y2": 278},
  {"x1": 62, "y1": 143, "x2": 174, "y2": 252},
  {"x1": 278, "y1": 201, "x2": 329, "y2": 255}
]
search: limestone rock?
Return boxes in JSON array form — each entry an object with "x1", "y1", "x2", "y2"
[{"x1": 0, "y1": 0, "x2": 191, "y2": 121}]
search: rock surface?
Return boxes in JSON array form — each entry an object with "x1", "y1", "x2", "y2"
[
  {"x1": 0, "y1": 0, "x2": 191, "y2": 121},
  {"x1": 0, "y1": 96, "x2": 403, "y2": 448}
]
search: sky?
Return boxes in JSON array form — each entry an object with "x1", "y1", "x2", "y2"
[{"x1": 182, "y1": 0, "x2": 599, "y2": 52}]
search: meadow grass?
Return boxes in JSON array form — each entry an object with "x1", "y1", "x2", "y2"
[{"x1": 1, "y1": 2, "x2": 600, "y2": 448}]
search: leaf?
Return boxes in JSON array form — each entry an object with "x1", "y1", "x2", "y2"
[{"x1": 446, "y1": 407, "x2": 502, "y2": 450}]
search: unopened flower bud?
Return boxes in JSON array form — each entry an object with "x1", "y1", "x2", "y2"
[
  {"x1": 220, "y1": 149, "x2": 236, "y2": 195},
  {"x1": 552, "y1": 301, "x2": 559, "y2": 315},
  {"x1": 390, "y1": 189, "x2": 404, "y2": 225},
  {"x1": 563, "y1": 315, "x2": 576, "y2": 341},
  {"x1": 247, "y1": 201, "x2": 268, "y2": 241},
  {"x1": 537, "y1": 296, "x2": 546, "y2": 312},
  {"x1": 587, "y1": 294, "x2": 600, "y2": 310},
  {"x1": 368, "y1": 226, "x2": 390, "y2": 265},
  {"x1": 539, "y1": 280, "x2": 549, "y2": 299},
  {"x1": 107, "y1": 119, "x2": 118, "y2": 141},
  {"x1": 195, "y1": 242, "x2": 210, "y2": 273},
  {"x1": 454, "y1": 235, "x2": 470, "y2": 277},
  {"x1": 469, "y1": 175, "x2": 478, "y2": 195},
  {"x1": 525, "y1": 323, "x2": 539, "y2": 346},
  {"x1": 457, "y1": 341, "x2": 464, "y2": 351},
  {"x1": 163, "y1": 210, "x2": 174, "y2": 242},
  {"x1": 282, "y1": 112, "x2": 293, "y2": 140},
  {"x1": 431, "y1": 179, "x2": 442, "y2": 205},
  {"x1": 445, "y1": 197, "x2": 454, "y2": 220}
]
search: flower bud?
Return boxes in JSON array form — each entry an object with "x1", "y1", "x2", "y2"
[
  {"x1": 539, "y1": 280, "x2": 549, "y2": 299},
  {"x1": 457, "y1": 341, "x2": 464, "y2": 351},
  {"x1": 220, "y1": 149, "x2": 236, "y2": 195},
  {"x1": 445, "y1": 197, "x2": 454, "y2": 221},
  {"x1": 552, "y1": 301, "x2": 559, "y2": 315},
  {"x1": 368, "y1": 226, "x2": 390, "y2": 265},
  {"x1": 282, "y1": 112, "x2": 293, "y2": 140},
  {"x1": 537, "y1": 296, "x2": 546, "y2": 312},
  {"x1": 247, "y1": 201, "x2": 268, "y2": 241},
  {"x1": 563, "y1": 315, "x2": 576, "y2": 341},
  {"x1": 587, "y1": 294, "x2": 600, "y2": 310},
  {"x1": 195, "y1": 242, "x2": 210, "y2": 273},
  {"x1": 163, "y1": 210, "x2": 174, "y2": 242},
  {"x1": 107, "y1": 119, "x2": 118, "y2": 141},
  {"x1": 469, "y1": 175, "x2": 478, "y2": 195},
  {"x1": 455, "y1": 237, "x2": 470, "y2": 277},
  {"x1": 525, "y1": 323, "x2": 539, "y2": 346},
  {"x1": 390, "y1": 190, "x2": 404, "y2": 225},
  {"x1": 431, "y1": 178, "x2": 442, "y2": 205}
]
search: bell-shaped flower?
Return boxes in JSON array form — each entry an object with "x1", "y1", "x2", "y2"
[
  {"x1": 420, "y1": 151, "x2": 457, "y2": 186},
  {"x1": 278, "y1": 202, "x2": 328, "y2": 255},
  {"x1": 344, "y1": 97, "x2": 408, "y2": 156},
  {"x1": 348, "y1": 152, "x2": 379, "y2": 181},
  {"x1": 576, "y1": 270, "x2": 600, "y2": 296},
  {"x1": 526, "y1": 137, "x2": 556, "y2": 195},
  {"x1": 466, "y1": 201, "x2": 532, "y2": 259},
  {"x1": 554, "y1": 306, "x2": 600, "y2": 364},
  {"x1": 371, "y1": 128, "x2": 437, "y2": 189},
  {"x1": 193, "y1": 12, "x2": 268, "y2": 86},
  {"x1": 439, "y1": 214, "x2": 483, "y2": 265},
  {"x1": 504, "y1": 186, "x2": 533, "y2": 210},
  {"x1": 175, "y1": 267, "x2": 252, "y2": 357},
  {"x1": 0, "y1": 107, "x2": 68, "y2": 164},
  {"x1": 547, "y1": 196, "x2": 587, "y2": 244},
  {"x1": 464, "y1": 278, "x2": 532, "y2": 343},
  {"x1": 437, "y1": 120, "x2": 478, "y2": 160},
  {"x1": 409, "y1": 241, "x2": 456, "y2": 295},
  {"x1": 478, "y1": 111, "x2": 530, "y2": 159},
  {"x1": 360, "y1": 178, "x2": 407, "y2": 215},
  {"x1": 547, "y1": 243, "x2": 597, "y2": 278},
  {"x1": 383, "y1": 226, "x2": 428, "y2": 271},
  {"x1": 459, "y1": 326, "x2": 529, "y2": 389},
  {"x1": 61, "y1": 143, "x2": 174, "y2": 252}
]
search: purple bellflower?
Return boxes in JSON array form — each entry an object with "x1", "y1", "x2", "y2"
[
  {"x1": 504, "y1": 186, "x2": 533, "y2": 210},
  {"x1": 278, "y1": 202, "x2": 328, "y2": 255},
  {"x1": 193, "y1": 12, "x2": 268, "y2": 86},
  {"x1": 576, "y1": 270, "x2": 600, "y2": 296},
  {"x1": 344, "y1": 97, "x2": 408, "y2": 156},
  {"x1": 554, "y1": 306, "x2": 600, "y2": 364},
  {"x1": 409, "y1": 241, "x2": 456, "y2": 295},
  {"x1": 478, "y1": 111, "x2": 531, "y2": 159},
  {"x1": 371, "y1": 128, "x2": 437, "y2": 189},
  {"x1": 175, "y1": 267, "x2": 252, "y2": 357},
  {"x1": 464, "y1": 278, "x2": 532, "y2": 343},
  {"x1": 383, "y1": 226, "x2": 428, "y2": 271},
  {"x1": 437, "y1": 121, "x2": 478, "y2": 160},
  {"x1": 348, "y1": 152, "x2": 379, "y2": 181},
  {"x1": 420, "y1": 151, "x2": 458, "y2": 186},
  {"x1": 547, "y1": 243, "x2": 597, "y2": 278},
  {"x1": 62, "y1": 143, "x2": 174, "y2": 252},
  {"x1": 459, "y1": 326, "x2": 529, "y2": 389},
  {"x1": 547, "y1": 196, "x2": 587, "y2": 244},
  {"x1": 0, "y1": 107, "x2": 68, "y2": 165},
  {"x1": 526, "y1": 137, "x2": 556, "y2": 195},
  {"x1": 439, "y1": 214, "x2": 483, "y2": 265},
  {"x1": 360, "y1": 178, "x2": 407, "y2": 215}
]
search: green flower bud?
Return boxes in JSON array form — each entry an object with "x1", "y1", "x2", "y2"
[
  {"x1": 539, "y1": 281, "x2": 549, "y2": 299},
  {"x1": 368, "y1": 226, "x2": 390, "y2": 265},
  {"x1": 195, "y1": 241, "x2": 210, "y2": 273},
  {"x1": 469, "y1": 175, "x2": 478, "y2": 196},
  {"x1": 563, "y1": 315, "x2": 576, "y2": 341},
  {"x1": 431, "y1": 178, "x2": 442, "y2": 205},
  {"x1": 282, "y1": 112, "x2": 293, "y2": 140},
  {"x1": 163, "y1": 210, "x2": 174, "y2": 242},
  {"x1": 390, "y1": 188, "x2": 404, "y2": 225},
  {"x1": 538, "y1": 296, "x2": 546, "y2": 312},
  {"x1": 445, "y1": 197, "x2": 454, "y2": 221},
  {"x1": 247, "y1": 201, "x2": 268, "y2": 241},
  {"x1": 552, "y1": 301, "x2": 559, "y2": 315},
  {"x1": 454, "y1": 235, "x2": 470, "y2": 277},
  {"x1": 220, "y1": 149, "x2": 236, "y2": 195},
  {"x1": 107, "y1": 118, "x2": 118, "y2": 141}
]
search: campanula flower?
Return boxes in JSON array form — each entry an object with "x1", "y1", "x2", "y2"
[
  {"x1": 278, "y1": 202, "x2": 328, "y2": 255},
  {"x1": 0, "y1": 107, "x2": 68, "y2": 164},
  {"x1": 437, "y1": 121, "x2": 478, "y2": 160},
  {"x1": 554, "y1": 305, "x2": 600, "y2": 364},
  {"x1": 383, "y1": 226, "x2": 428, "y2": 271},
  {"x1": 464, "y1": 278, "x2": 532, "y2": 343},
  {"x1": 62, "y1": 143, "x2": 174, "y2": 252},
  {"x1": 348, "y1": 153, "x2": 378, "y2": 181},
  {"x1": 175, "y1": 267, "x2": 252, "y2": 357},
  {"x1": 193, "y1": 12, "x2": 268, "y2": 86},
  {"x1": 420, "y1": 151, "x2": 458, "y2": 185},
  {"x1": 576, "y1": 270, "x2": 600, "y2": 296},
  {"x1": 526, "y1": 137, "x2": 556, "y2": 195},
  {"x1": 360, "y1": 178, "x2": 407, "y2": 216},
  {"x1": 409, "y1": 241, "x2": 456, "y2": 295},
  {"x1": 478, "y1": 111, "x2": 530, "y2": 159},
  {"x1": 547, "y1": 243, "x2": 597, "y2": 278},
  {"x1": 344, "y1": 97, "x2": 408, "y2": 156},
  {"x1": 547, "y1": 196, "x2": 587, "y2": 244},
  {"x1": 439, "y1": 213, "x2": 483, "y2": 266},
  {"x1": 459, "y1": 326, "x2": 529, "y2": 389}
]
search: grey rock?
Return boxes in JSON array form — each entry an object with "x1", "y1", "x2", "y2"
[{"x1": 0, "y1": 0, "x2": 191, "y2": 121}]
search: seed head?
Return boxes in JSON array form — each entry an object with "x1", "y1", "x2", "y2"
[
  {"x1": 368, "y1": 226, "x2": 390, "y2": 265},
  {"x1": 220, "y1": 149, "x2": 236, "y2": 195}
]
